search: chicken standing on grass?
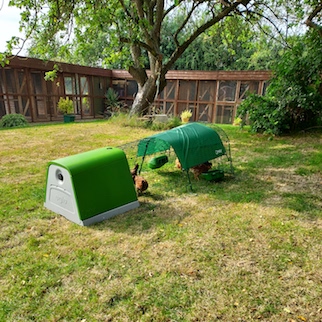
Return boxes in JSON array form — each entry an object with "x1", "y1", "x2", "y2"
[
  {"x1": 190, "y1": 161, "x2": 212, "y2": 180},
  {"x1": 133, "y1": 175, "x2": 149, "y2": 195},
  {"x1": 175, "y1": 158, "x2": 212, "y2": 180},
  {"x1": 130, "y1": 163, "x2": 149, "y2": 195}
]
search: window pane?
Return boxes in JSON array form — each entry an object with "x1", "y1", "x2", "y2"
[
  {"x1": 218, "y1": 81, "x2": 237, "y2": 101},
  {"x1": 178, "y1": 80, "x2": 196, "y2": 101},
  {"x1": 239, "y1": 81, "x2": 259, "y2": 100},
  {"x1": 127, "y1": 80, "x2": 138, "y2": 97},
  {"x1": 216, "y1": 105, "x2": 234, "y2": 124},
  {"x1": 198, "y1": 81, "x2": 216, "y2": 102},
  {"x1": 64, "y1": 77, "x2": 74, "y2": 95}
]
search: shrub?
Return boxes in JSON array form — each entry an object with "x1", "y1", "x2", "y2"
[
  {"x1": 151, "y1": 116, "x2": 181, "y2": 130},
  {"x1": 0, "y1": 114, "x2": 28, "y2": 128},
  {"x1": 105, "y1": 88, "x2": 120, "y2": 108},
  {"x1": 107, "y1": 113, "x2": 181, "y2": 131},
  {"x1": 238, "y1": 31, "x2": 322, "y2": 135},
  {"x1": 237, "y1": 94, "x2": 290, "y2": 135}
]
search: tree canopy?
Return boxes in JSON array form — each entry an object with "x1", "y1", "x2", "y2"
[{"x1": 2, "y1": 0, "x2": 322, "y2": 116}]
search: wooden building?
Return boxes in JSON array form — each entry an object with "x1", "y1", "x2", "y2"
[
  {"x1": 0, "y1": 56, "x2": 271, "y2": 124},
  {"x1": 0, "y1": 56, "x2": 112, "y2": 122},
  {"x1": 113, "y1": 69, "x2": 271, "y2": 124}
]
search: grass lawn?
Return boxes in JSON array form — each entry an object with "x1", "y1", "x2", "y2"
[{"x1": 1, "y1": 118, "x2": 322, "y2": 321}]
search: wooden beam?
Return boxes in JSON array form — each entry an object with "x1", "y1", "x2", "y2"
[
  {"x1": 113, "y1": 69, "x2": 272, "y2": 81},
  {"x1": 7, "y1": 56, "x2": 113, "y2": 78}
]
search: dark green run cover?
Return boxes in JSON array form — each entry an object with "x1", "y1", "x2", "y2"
[{"x1": 137, "y1": 123, "x2": 226, "y2": 170}]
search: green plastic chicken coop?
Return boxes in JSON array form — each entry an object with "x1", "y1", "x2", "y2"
[{"x1": 44, "y1": 147, "x2": 139, "y2": 226}]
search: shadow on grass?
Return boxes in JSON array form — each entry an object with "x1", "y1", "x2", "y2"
[
  {"x1": 281, "y1": 192, "x2": 322, "y2": 218},
  {"x1": 89, "y1": 162, "x2": 322, "y2": 235},
  {"x1": 92, "y1": 198, "x2": 192, "y2": 235},
  {"x1": 174, "y1": 166, "x2": 321, "y2": 217}
]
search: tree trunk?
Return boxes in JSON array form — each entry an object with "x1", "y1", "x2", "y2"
[
  {"x1": 129, "y1": 62, "x2": 166, "y2": 116},
  {"x1": 129, "y1": 78, "x2": 154, "y2": 115}
]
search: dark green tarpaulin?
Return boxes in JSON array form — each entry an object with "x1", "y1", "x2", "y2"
[{"x1": 137, "y1": 123, "x2": 226, "y2": 170}]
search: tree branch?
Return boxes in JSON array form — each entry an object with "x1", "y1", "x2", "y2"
[
  {"x1": 118, "y1": 0, "x2": 133, "y2": 19},
  {"x1": 305, "y1": 4, "x2": 322, "y2": 37},
  {"x1": 153, "y1": 0, "x2": 164, "y2": 38},
  {"x1": 164, "y1": 0, "x2": 251, "y2": 71},
  {"x1": 134, "y1": 0, "x2": 144, "y2": 19},
  {"x1": 163, "y1": 0, "x2": 185, "y2": 18},
  {"x1": 173, "y1": 2, "x2": 198, "y2": 47}
]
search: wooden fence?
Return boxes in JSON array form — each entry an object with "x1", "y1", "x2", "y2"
[
  {"x1": 0, "y1": 56, "x2": 271, "y2": 123},
  {"x1": 112, "y1": 69, "x2": 271, "y2": 124}
]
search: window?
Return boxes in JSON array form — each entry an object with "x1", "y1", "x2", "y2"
[{"x1": 218, "y1": 81, "x2": 237, "y2": 102}]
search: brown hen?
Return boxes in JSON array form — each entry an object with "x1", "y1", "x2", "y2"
[
  {"x1": 133, "y1": 175, "x2": 149, "y2": 195},
  {"x1": 190, "y1": 161, "x2": 212, "y2": 180}
]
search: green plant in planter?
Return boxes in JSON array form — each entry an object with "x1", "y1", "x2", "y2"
[
  {"x1": 57, "y1": 97, "x2": 75, "y2": 123},
  {"x1": 233, "y1": 117, "x2": 242, "y2": 126},
  {"x1": 180, "y1": 109, "x2": 192, "y2": 123},
  {"x1": 57, "y1": 97, "x2": 74, "y2": 114}
]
